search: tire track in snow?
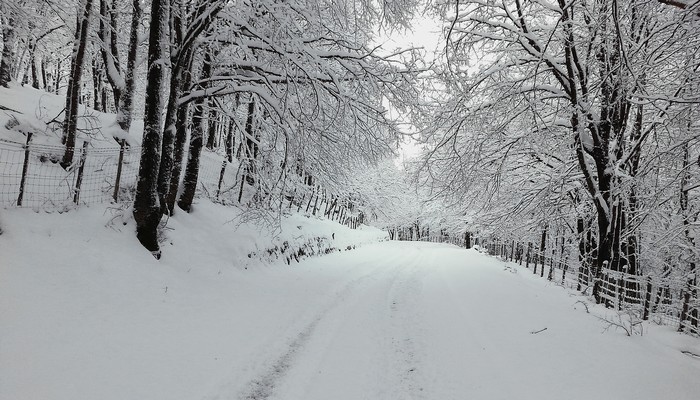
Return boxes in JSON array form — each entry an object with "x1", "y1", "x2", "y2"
[
  {"x1": 236, "y1": 252, "x2": 407, "y2": 400},
  {"x1": 386, "y1": 252, "x2": 430, "y2": 400}
]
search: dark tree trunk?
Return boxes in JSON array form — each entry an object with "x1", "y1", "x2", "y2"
[
  {"x1": 91, "y1": 57, "x2": 102, "y2": 110},
  {"x1": 243, "y1": 97, "x2": 258, "y2": 186},
  {"x1": 157, "y1": 7, "x2": 187, "y2": 215},
  {"x1": 539, "y1": 227, "x2": 547, "y2": 277},
  {"x1": 163, "y1": 47, "x2": 195, "y2": 215},
  {"x1": 98, "y1": 0, "x2": 122, "y2": 107},
  {"x1": 0, "y1": 16, "x2": 15, "y2": 87},
  {"x1": 54, "y1": 59, "x2": 62, "y2": 94},
  {"x1": 30, "y1": 51, "x2": 39, "y2": 89},
  {"x1": 225, "y1": 117, "x2": 235, "y2": 162},
  {"x1": 177, "y1": 99, "x2": 205, "y2": 212},
  {"x1": 164, "y1": 101, "x2": 190, "y2": 214},
  {"x1": 41, "y1": 57, "x2": 48, "y2": 89},
  {"x1": 206, "y1": 100, "x2": 217, "y2": 149},
  {"x1": 115, "y1": 0, "x2": 142, "y2": 133},
  {"x1": 133, "y1": 0, "x2": 168, "y2": 256},
  {"x1": 177, "y1": 49, "x2": 213, "y2": 212},
  {"x1": 61, "y1": 0, "x2": 95, "y2": 169},
  {"x1": 159, "y1": 0, "x2": 225, "y2": 212},
  {"x1": 465, "y1": 231, "x2": 471, "y2": 249}
]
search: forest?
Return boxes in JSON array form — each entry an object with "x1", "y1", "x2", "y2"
[{"x1": 1, "y1": 1, "x2": 700, "y2": 329}]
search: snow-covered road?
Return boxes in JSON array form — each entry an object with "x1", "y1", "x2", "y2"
[
  {"x1": 4, "y1": 240, "x2": 700, "y2": 400},
  {"x1": 226, "y1": 241, "x2": 700, "y2": 400}
]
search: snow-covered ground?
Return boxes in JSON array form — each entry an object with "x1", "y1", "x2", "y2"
[{"x1": 3, "y1": 207, "x2": 700, "y2": 400}]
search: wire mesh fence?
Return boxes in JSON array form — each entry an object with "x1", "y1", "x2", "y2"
[
  {"x1": 0, "y1": 138, "x2": 140, "y2": 208},
  {"x1": 0, "y1": 138, "x2": 241, "y2": 209},
  {"x1": 483, "y1": 239, "x2": 700, "y2": 337}
]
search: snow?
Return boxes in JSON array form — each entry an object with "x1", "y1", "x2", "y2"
[
  {"x1": 1, "y1": 68, "x2": 699, "y2": 400},
  {"x1": 3, "y1": 204, "x2": 700, "y2": 400}
]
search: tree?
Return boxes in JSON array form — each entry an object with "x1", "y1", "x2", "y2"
[
  {"x1": 0, "y1": 12, "x2": 16, "y2": 87},
  {"x1": 422, "y1": 0, "x2": 700, "y2": 300},
  {"x1": 60, "y1": 0, "x2": 95, "y2": 169},
  {"x1": 132, "y1": 0, "x2": 167, "y2": 256}
]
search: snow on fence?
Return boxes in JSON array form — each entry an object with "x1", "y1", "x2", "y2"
[
  {"x1": 483, "y1": 239, "x2": 700, "y2": 337},
  {"x1": 0, "y1": 138, "x2": 239, "y2": 208}
]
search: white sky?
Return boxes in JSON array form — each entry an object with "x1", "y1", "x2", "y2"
[{"x1": 374, "y1": 15, "x2": 444, "y2": 168}]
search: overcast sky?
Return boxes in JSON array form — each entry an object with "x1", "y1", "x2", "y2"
[{"x1": 375, "y1": 15, "x2": 445, "y2": 167}]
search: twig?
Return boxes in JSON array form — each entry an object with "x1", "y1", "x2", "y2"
[{"x1": 574, "y1": 300, "x2": 590, "y2": 313}]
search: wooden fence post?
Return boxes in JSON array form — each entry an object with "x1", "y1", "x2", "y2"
[
  {"x1": 312, "y1": 191, "x2": 320, "y2": 215},
  {"x1": 526, "y1": 242, "x2": 531, "y2": 269},
  {"x1": 679, "y1": 282, "x2": 692, "y2": 332},
  {"x1": 642, "y1": 276, "x2": 652, "y2": 321},
  {"x1": 296, "y1": 193, "x2": 305, "y2": 212},
  {"x1": 548, "y1": 249, "x2": 554, "y2": 281},
  {"x1": 216, "y1": 159, "x2": 227, "y2": 199},
  {"x1": 17, "y1": 132, "x2": 33, "y2": 206},
  {"x1": 305, "y1": 189, "x2": 315, "y2": 213},
  {"x1": 539, "y1": 228, "x2": 547, "y2": 278},
  {"x1": 287, "y1": 189, "x2": 296, "y2": 209},
  {"x1": 73, "y1": 141, "x2": 89, "y2": 205},
  {"x1": 113, "y1": 139, "x2": 126, "y2": 202}
]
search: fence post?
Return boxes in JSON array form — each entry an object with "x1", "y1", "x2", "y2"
[
  {"x1": 679, "y1": 282, "x2": 691, "y2": 333},
  {"x1": 17, "y1": 132, "x2": 33, "y2": 206},
  {"x1": 539, "y1": 228, "x2": 547, "y2": 278},
  {"x1": 526, "y1": 242, "x2": 531, "y2": 269},
  {"x1": 519, "y1": 243, "x2": 523, "y2": 265},
  {"x1": 533, "y1": 249, "x2": 538, "y2": 275},
  {"x1": 287, "y1": 189, "x2": 296, "y2": 209},
  {"x1": 216, "y1": 159, "x2": 227, "y2": 199},
  {"x1": 312, "y1": 193, "x2": 320, "y2": 215},
  {"x1": 642, "y1": 276, "x2": 652, "y2": 321},
  {"x1": 73, "y1": 141, "x2": 89, "y2": 205},
  {"x1": 112, "y1": 139, "x2": 126, "y2": 202},
  {"x1": 237, "y1": 175, "x2": 245, "y2": 203},
  {"x1": 561, "y1": 260, "x2": 568, "y2": 286},
  {"x1": 296, "y1": 193, "x2": 305, "y2": 212}
]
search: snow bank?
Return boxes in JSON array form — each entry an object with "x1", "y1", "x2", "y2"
[{"x1": 0, "y1": 199, "x2": 386, "y2": 400}]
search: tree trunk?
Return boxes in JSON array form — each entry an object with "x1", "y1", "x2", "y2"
[
  {"x1": 225, "y1": 117, "x2": 235, "y2": 162},
  {"x1": 243, "y1": 96, "x2": 258, "y2": 186},
  {"x1": 206, "y1": 100, "x2": 218, "y2": 149},
  {"x1": 41, "y1": 57, "x2": 48, "y2": 89},
  {"x1": 30, "y1": 48, "x2": 39, "y2": 89},
  {"x1": 177, "y1": 49, "x2": 213, "y2": 212},
  {"x1": 157, "y1": 7, "x2": 187, "y2": 215},
  {"x1": 0, "y1": 16, "x2": 15, "y2": 87},
  {"x1": 98, "y1": 0, "x2": 122, "y2": 107},
  {"x1": 539, "y1": 227, "x2": 547, "y2": 278},
  {"x1": 61, "y1": 0, "x2": 95, "y2": 169},
  {"x1": 91, "y1": 57, "x2": 102, "y2": 110},
  {"x1": 163, "y1": 48, "x2": 195, "y2": 215},
  {"x1": 114, "y1": 0, "x2": 142, "y2": 134},
  {"x1": 54, "y1": 59, "x2": 62, "y2": 94},
  {"x1": 133, "y1": 0, "x2": 168, "y2": 257}
]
